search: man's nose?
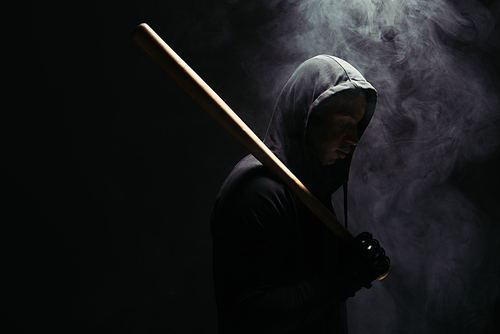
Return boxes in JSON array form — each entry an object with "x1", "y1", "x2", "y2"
[{"x1": 345, "y1": 127, "x2": 359, "y2": 146}]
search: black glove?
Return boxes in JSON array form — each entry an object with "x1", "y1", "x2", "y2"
[{"x1": 334, "y1": 232, "x2": 390, "y2": 299}]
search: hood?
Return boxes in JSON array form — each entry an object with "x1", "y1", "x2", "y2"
[{"x1": 264, "y1": 55, "x2": 377, "y2": 200}]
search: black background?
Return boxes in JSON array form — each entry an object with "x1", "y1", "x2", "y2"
[{"x1": 4, "y1": 1, "x2": 500, "y2": 333}]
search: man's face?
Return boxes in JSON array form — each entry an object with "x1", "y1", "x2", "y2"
[{"x1": 306, "y1": 91, "x2": 366, "y2": 165}]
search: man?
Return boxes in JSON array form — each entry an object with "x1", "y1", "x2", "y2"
[{"x1": 211, "y1": 55, "x2": 390, "y2": 333}]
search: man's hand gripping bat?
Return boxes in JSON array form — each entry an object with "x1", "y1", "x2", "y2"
[{"x1": 131, "y1": 23, "x2": 389, "y2": 280}]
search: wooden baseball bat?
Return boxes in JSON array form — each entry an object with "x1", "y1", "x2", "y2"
[{"x1": 130, "y1": 23, "x2": 354, "y2": 242}]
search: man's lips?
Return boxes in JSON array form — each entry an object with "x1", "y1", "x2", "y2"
[{"x1": 337, "y1": 149, "x2": 350, "y2": 159}]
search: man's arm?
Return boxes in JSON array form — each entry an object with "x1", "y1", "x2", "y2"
[{"x1": 211, "y1": 172, "x2": 386, "y2": 333}]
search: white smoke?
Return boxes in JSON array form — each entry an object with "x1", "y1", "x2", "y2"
[{"x1": 224, "y1": 0, "x2": 500, "y2": 332}]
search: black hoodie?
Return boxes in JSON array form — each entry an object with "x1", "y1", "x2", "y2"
[{"x1": 211, "y1": 55, "x2": 377, "y2": 333}]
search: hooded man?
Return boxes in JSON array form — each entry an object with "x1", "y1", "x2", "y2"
[{"x1": 211, "y1": 55, "x2": 390, "y2": 333}]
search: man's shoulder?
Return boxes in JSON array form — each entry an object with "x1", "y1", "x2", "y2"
[
  {"x1": 213, "y1": 155, "x2": 295, "y2": 218},
  {"x1": 212, "y1": 155, "x2": 298, "y2": 238},
  {"x1": 222, "y1": 155, "x2": 286, "y2": 197}
]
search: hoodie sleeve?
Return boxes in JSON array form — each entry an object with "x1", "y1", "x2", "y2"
[{"x1": 211, "y1": 168, "x2": 349, "y2": 333}]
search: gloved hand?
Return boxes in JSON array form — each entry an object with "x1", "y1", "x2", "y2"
[{"x1": 334, "y1": 232, "x2": 390, "y2": 299}]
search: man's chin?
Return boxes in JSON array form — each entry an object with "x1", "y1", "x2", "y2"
[{"x1": 323, "y1": 158, "x2": 337, "y2": 166}]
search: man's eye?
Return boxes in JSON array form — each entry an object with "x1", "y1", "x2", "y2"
[{"x1": 339, "y1": 121, "x2": 348, "y2": 128}]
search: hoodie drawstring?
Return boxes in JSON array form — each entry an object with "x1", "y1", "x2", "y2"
[{"x1": 343, "y1": 182, "x2": 348, "y2": 229}]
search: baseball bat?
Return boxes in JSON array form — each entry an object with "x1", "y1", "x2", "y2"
[{"x1": 130, "y1": 23, "x2": 354, "y2": 242}]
